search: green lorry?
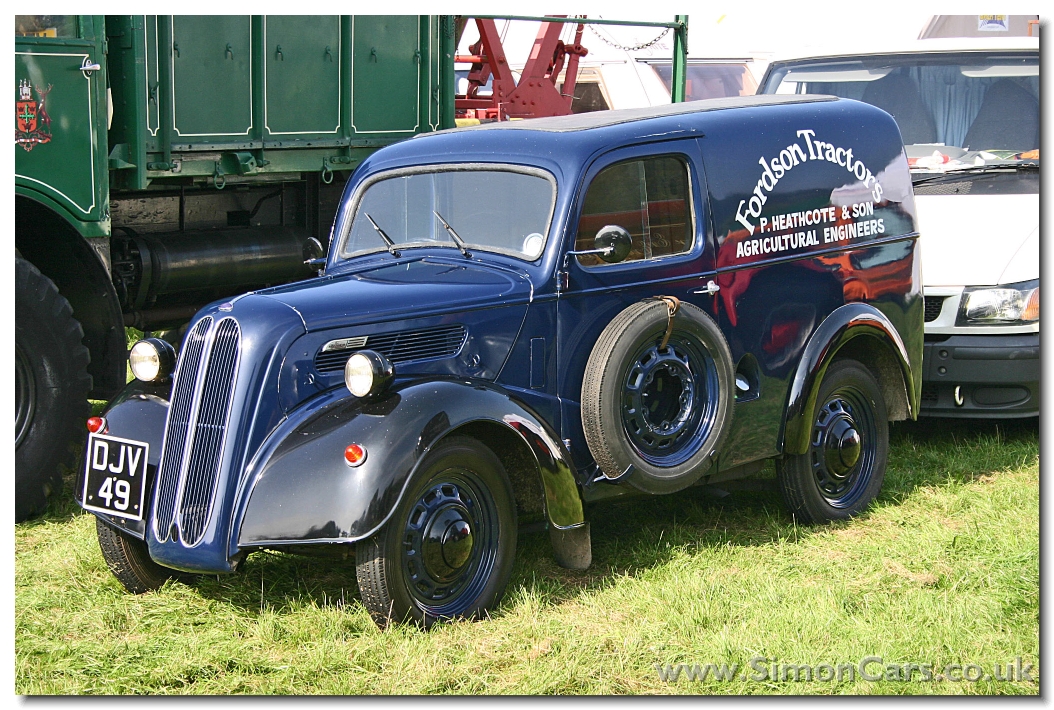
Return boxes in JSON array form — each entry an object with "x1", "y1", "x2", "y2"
[{"x1": 15, "y1": 15, "x2": 456, "y2": 520}]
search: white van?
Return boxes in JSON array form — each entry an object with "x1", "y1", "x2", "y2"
[{"x1": 758, "y1": 37, "x2": 1039, "y2": 418}]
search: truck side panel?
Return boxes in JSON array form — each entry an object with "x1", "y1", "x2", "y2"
[{"x1": 106, "y1": 15, "x2": 444, "y2": 189}]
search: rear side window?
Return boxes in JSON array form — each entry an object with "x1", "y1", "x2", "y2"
[{"x1": 575, "y1": 155, "x2": 693, "y2": 266}]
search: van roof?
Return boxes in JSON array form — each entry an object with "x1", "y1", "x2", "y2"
[
  {"x1": 767, "y1": 36, "x2": 1038, "y2": 65},
  {"x1": 433, "y1": 94, "x2": 833, "y2": 134}
]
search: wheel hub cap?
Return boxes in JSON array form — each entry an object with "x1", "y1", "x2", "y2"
[
  {"x1": 421, "y1": 505, "x2": 474, "y2": 582},
  {"x1": 810, "y1": 389, "x2": 877, "y2": 508},
  {"x1": 823, "y1": 416, "x2": 861, "y2": 477}
]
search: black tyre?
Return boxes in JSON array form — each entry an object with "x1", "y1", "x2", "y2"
[
  {"x1": 777, "y1": 359, "x2": 889, "y2": 524},
  {"x1": 581, "y1": 300, "x2": 735, "y2": 494},
  {"x1": 15, "y1": 256, "x2": 92, "y2": 522},
  {"x1": 355, "y1": 436, "x2": 517, "y2": 628},
  {"x1": 95, "y1": 517, "x2": 187, "y2": 593}
]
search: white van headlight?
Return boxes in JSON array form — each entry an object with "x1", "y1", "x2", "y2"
[{"x1": 959, "y1": 280, "x2": 1039, "y2": 324}]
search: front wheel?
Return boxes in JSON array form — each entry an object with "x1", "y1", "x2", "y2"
[
  {"x1": 777, "y1": 359, "x2": 889, "y2": 524},
  {"x1": 355, "y1": 437, "x2": 517, "y2": 628},
  {"x1": 95, "y1": 517, "x2": 190, "y2": 594}
]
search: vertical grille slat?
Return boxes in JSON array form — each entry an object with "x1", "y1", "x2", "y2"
[
  {"x1": 153, "y1": 317, "x2": 212, "y2": 542},
  {"x1": 178, "y1": 318, "x2": 240, "y2": 546}
]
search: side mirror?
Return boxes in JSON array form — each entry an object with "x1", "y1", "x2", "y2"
[
  {"x1": 302, "y1": 237, "x2": 326, "y2": 271},
  {"x1": 594, "y1": 225, "x2": 632, "y2": 263}
]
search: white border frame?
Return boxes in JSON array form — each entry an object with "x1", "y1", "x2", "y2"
[
  {"x1": 81, "y1": 433, "x2": 150, "y2": 522},
  {"x1": 14, "y1": 50, "x2": 97, "y2": 216}
]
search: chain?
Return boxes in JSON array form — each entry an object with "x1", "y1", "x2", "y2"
[{"x1": 586, "y1": 23, "x2": 670, "y2": 52}]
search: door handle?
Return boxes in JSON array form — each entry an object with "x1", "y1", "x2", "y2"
[
  {"x1": 80, "y1": 57, "x2": 101, "y2": 77},
  {"x1": 691, "y1": 280, "x2": 720, "y2": 296}
]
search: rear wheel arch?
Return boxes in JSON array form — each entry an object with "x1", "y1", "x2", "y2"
[
  {"x1": 831, "y1": 334, "x2": 911, "y2": 421},
  {"x1": 783, "y1": 303, "x2": 914, "y2": 456},
  {"x1": 16, "y1": 194, "x2": 126, "y2": 399}
]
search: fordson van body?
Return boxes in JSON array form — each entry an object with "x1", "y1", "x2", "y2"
[
  {"x1": 79, "y1": 95, "x2": 923, "y2": 627},
  {"x1": 759, "y1": 37, "x2": 1039, "y2": 417}
]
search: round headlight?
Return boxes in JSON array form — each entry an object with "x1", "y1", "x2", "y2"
[
  {"x1": 344, "y1": 350, "x2": 394, "y2": 398},
  {"x1": 129, "y1": 338, "x2": 176, "y2": 383}
]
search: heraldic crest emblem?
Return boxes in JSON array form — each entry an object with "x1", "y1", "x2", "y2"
[{"x1": 16, "y1": 79, "x2": 53, "y2": 151}]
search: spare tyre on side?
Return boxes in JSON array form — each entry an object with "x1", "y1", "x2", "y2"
[{"x1": 581, "y1": 299, "x2": 735, "y2": 495}]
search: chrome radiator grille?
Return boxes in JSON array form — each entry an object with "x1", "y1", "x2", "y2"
[{"x1": 153, "y1": 316, "x2": 241, "y2": 545}]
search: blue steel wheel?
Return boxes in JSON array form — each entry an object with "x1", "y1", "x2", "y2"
[
  {"x1": 355, "y1": 436, "x2": 516, "y2": 628},
  {"x1": 582, "y1": 300, "x2": 735, "y2": 495},
  {"x1": 777, "y1": 360, "x2": 889, "y2": 523}
]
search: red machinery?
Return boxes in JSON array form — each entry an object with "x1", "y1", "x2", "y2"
[{"x1": 455, "y1": 16, "x2": 588, "y2": 121}]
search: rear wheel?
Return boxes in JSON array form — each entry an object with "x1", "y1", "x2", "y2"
[
  {"x1": 355, "y1": 436, "x2": 517, "y2": 628},
  {"x1": 777, "y1": 360, "x2": 889, "y2": 523},
  {"x1": 15, "y1": 256, "x2": 92, "y2": 521},
  {"x1": 95, "y1": 517, "x2": 188, "y2": 593}
]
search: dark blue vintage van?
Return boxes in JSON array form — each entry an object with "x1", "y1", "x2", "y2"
[{"x1": 79, "y1": 95, "x2": 923, "y2": 627}]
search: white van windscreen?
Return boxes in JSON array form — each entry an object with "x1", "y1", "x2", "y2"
[{"x1": 764, "y1": 53, "x2": 1038, "y2": 174}]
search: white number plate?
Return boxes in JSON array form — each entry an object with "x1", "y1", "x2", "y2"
[{"x1": 82, "y1": 433, "x2": 149, "y2": 521}]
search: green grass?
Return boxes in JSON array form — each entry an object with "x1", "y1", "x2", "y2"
[{"x1": 16, "y1": 418, "x2": 1037, "y2": 694}]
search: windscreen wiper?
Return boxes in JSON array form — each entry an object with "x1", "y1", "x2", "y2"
[
  {"x1": 432, "y1": 210, "x2": 471, "y2": 258},
  {"x1": 911, "y1": 162, "x2": 1038, "y2": 185},
  {"x1": 364, "y1": 213, "x2": 401, "y2": 256}
]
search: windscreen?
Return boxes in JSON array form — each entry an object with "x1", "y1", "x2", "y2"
[
  {"x1": 762, "y1": 53, "x2": 1038, "y2": 174},
  {"x1": 342, "y1": 167, "x2": 556, "y2": 261}
]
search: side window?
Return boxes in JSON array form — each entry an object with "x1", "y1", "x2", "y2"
[
  {"x1": 15, "y1": 16, "x2": 78, "y2": 38},
  {"x1": 575, "y1": 155, "x2": 693, "y2": 266}
]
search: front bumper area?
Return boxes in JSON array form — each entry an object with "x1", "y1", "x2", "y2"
[{"x1": 920, "y1": 333, "x2": 1039, "y2": 418}]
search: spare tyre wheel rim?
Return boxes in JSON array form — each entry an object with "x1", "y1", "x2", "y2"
[
  {"x1": 15, "y1": 343, "x2": 36, "y2": 448},
  {"x1": 810, "y1": 386, "x2": 877, "y2": 509},
  {"x1": 621, "y1": 335, "x2": 719, "y2": 467}
]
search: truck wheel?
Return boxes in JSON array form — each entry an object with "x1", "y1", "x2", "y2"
[
  {"x1": 776, "y1": 360, "x2": 889, "y2": 524},
  {"x1": 15, "y1": 256, "x2": 92, "y2": 522},
  {"x1": 582, "y1": 300, "x2": 734, "y2": 494},
  {"x1": 355, "y1": 436, "x2": 517, "y2": 628},
  {"x1": 95, "y1": 517, "x2": 187, "y2": 593}
]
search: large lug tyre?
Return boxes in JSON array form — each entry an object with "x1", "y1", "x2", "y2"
[
  {"x1": 15, "y1": 256, "x2": 92, "y2": 522},
  {"x1": 581, "y1": 300, "x2": 735, "y2": 495},
  {"x1": 776, "y1": 359, "x2": 889, "y2": 524},
  {"x1": 95, "y1": 517, "x2": 188, "y2": 593},
  {"x1": 355, "y1": 436, "x2": 517, "y2": 629}
]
